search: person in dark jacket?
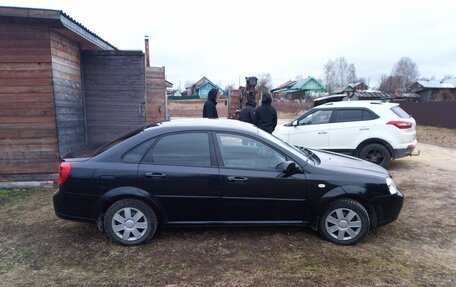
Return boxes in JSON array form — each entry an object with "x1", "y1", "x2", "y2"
[
  {"x1": 202, "y1": 88, "x2": 219, "y2": 118},
  {"x1": 253, "y1": 93, "x2": 277, "y2": 133},
  {"x1": 238, "y1": 96, "x2": 256, "y2": 124}
]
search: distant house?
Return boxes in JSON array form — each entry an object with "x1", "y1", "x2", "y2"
[
  {"x1": 407, "y1": 80, "x2": 456, "y2": 101},
  {"x1": 331, "y1": 82, "x2": 368, "y2": 95},
  {"x1": 187, "y1": 77, "x2": 225, "y2": 98},
  {"x1": 271, "y1": 77, "x2": 325, "y2": 100}
]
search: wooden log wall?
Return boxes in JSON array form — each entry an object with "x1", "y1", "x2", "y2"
[
  {"x1": 0, "y1": 20, "x2": 59, "y2": 177},
  {"x1": 145, "y1": 67, "x2": 166, "y2": 123},
  {"x1": 82, "y1": 51, "x2": 146, "y2": 145},
  {"x1": 50, "y1": 29, "x2": 86, "y2": 157}
]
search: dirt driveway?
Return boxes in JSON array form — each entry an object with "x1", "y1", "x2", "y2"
[{"x1": 0, "y1": 144, "x2": 455, "y2": 286}]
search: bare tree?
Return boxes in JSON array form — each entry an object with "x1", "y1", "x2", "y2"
[
  {"x1": 256, "y1": 73, "x2": 273, "y2": 92},
  {"x1": 391, "y1": 57, "x2": 419, "y2": 91},
  {"x1": 378, "y1": 74, "x2": 401, "y2": 93},
  {"x1": 323, "y1": 57, "x2": 358, "y2": 93},
  {"x1": 441, "y1": 74, "x2": 453, "y2": 83},
  {"x1": 224, "y1": 83, "x2": 236, "y2": 95}
]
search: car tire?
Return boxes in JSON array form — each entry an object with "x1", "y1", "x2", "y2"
[
  {"x1": 319, "y1": 199, "x2": 370, "y2": 245},
  {"x1": 358, "y1": 143, "x2": 391, "y2": 168},
  {"x1": 104, "y1": 199, "x2": 157, "y2": 246}
]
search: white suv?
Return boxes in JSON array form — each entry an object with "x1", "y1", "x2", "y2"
[{"x1": 273, "y1": 101, "x2": 417, "y2": 168}]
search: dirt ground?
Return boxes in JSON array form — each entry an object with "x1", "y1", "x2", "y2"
[{"x1": 1, "y1": 143, "x2": 455, "y2": 286}]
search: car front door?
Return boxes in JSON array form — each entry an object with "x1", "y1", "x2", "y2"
[
  {"x1": 288, "y1": 109, "x2": 333, "y2": 149},
  {"x1": 214, "y1": 132, "x2": 307, "y2": 223},
  {"x1": 137, "y1": 132, "x2": 221, "y2": 222}
]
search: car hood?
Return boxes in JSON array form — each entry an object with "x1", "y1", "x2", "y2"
[{"x1": 310, "y1": 149, "x2": 389, "y2": 178}]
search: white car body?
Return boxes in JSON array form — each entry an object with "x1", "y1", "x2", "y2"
[{"x1": 273, "y1": 101, "x2": 417, "y2": 167}]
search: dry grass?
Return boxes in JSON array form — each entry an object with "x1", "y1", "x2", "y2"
[
  {"x1": 417, "y1": 125, "x2": 456, "y2": 149},
  {"x1": 1, "y1": 144, "x2": 455, "y2": 286}
]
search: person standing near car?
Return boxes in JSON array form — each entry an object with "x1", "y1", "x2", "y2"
[
  {"x1": 202, "y1": 88, "x2": 220, "y2": 118},
  {"x1": 238, "y1": 95, "x2": 256, "y2": 124},
  {"x1": 253, "y1": 93, "x2": 277, "y2": 133}
]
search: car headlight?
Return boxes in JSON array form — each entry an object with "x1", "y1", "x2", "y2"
[{"x1": 386, "y1": 177, "x2": 398, "y2": 195}]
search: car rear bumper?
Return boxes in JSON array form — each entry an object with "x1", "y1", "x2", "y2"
[
  {"x1": 393, "y1": 139, "x2": 417, "y2": 159},
  {"x1": 370, "y1": 190, "x2": 404, "y2": 227},
  {"x1": 53, "y1": 188, "x2": 99, "y2": 223}
]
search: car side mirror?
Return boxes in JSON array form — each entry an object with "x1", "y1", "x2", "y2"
[
  {"x1": 292, "y1": 120, "x2": 298, "y2": 127},
  {"x1": 277, "y1": 161, "x2": 300, "y2": 177}
]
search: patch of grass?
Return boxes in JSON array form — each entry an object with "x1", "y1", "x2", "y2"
[{"x1": 0, "y1": 188, "x2": 49, "y2": 206}]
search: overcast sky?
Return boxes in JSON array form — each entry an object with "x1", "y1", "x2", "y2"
[{"x1": 2, "y1": 0, "x2": 455, "y2": 89}]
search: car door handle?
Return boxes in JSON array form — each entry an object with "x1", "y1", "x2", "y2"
[
  {"x1": 317, "y1": 131, "x2": 327, "y2": 134},
  {"x1": 359, "y1": 127, "x2": 370, "y2": 131},
  {"x1": 227, "y1": 176, "x2": 248, "y2": 183},
  {"x1": 144, "y1": 172, "x2": 167, "y2": 179}
]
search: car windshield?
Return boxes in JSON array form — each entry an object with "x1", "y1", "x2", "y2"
[{"x1": 255, "y1": 128, "x2": 315, "y2": 164}]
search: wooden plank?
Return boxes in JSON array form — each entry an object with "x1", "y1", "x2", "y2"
[
  {"x1": 0, "y1": 63, "x2": 52, "y2": 71},
  {"x1": 0, "y1": 85, "x2": 53, "y2": 94},
  {"x1": 0, "y1": 39, "x2": 50, "y2": 48},
  {"x1": 0, "y1": 77, "x2": 52, "y2": 86},
  {"x1": 0, "y1": 116, "x2": 55, "y2": 124},
  {"x1": 0, "y1": 93, "x2": 53, "y2": 102},
  {"x1": 0, "y1": 70, "x2": 52, "y2": 79}
]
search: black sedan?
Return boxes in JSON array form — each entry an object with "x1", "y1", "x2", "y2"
[{"x1": 53, "y1": 119, "x2": 403, "y2": 245}]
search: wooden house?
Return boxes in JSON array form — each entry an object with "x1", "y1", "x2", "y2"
[
  {"x1": 0, "y1": 6, "x2": 167, "y2": 184},
  {"x1": 407, "y1": 80, "x2": 456, "y2": 102},
  {"x1": 271, "y1": 77, "x2": 325, "y2": 100},
  {"x1": 188, "y1": 77, "x2": 224, "y2": 98}
]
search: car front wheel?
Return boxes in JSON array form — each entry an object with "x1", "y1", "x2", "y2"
[
  {"x1": 104, "y1": 199, "x2": 157, "y2": 246},
  {"x1": 319, "y1": 199, "x2": 370, "y2": 245}
]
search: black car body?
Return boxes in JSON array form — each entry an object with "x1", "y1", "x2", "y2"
[{"x1": 53, "y1": 119, "x2": 403, "y2": 245}]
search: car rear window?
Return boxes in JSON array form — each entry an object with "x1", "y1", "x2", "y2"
[
  {"x1": 333, "y1": 109, "x2": 363, "y2": 123},
  {"x1": 391, "y1": 106, "x2": 411, "y2": 118}
]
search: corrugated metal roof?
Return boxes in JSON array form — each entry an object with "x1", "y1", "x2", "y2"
[
  {"x1": 417, "y1": 80, "x2": 455, "y2": 89},
  {"x1": 0, "y1": 6, "x2": 117, "y2": 50}
]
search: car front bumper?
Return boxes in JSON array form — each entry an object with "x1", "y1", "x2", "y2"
[{"x1": 370, "y1": 189, "x2": 404, "y2": 227}]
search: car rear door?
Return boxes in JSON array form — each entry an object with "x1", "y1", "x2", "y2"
[
  {"x1": 214, "y1": 132, "x2": 307, "y2": 223},
  {"x1": 287, "y1": 109, "x2": 333, "y2": 149},
  {"x1": 328, "y1": 108, "x2": 377, "y2": 151},
  {"x1": 137, "y1": 132, "x2": 221, "y2": 222}
]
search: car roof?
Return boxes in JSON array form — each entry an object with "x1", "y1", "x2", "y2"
[
  {"x1": 316, "y1": 100, "x2": 398, "y2": 109},
  {"x1": 145, "y1": 118, "x2": 261, "y2": 134}
]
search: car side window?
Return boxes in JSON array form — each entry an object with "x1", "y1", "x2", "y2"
[
  {"x1": 333, "y1": 109, "x2": 364, "y2": 123},
  {"x1": 122, "y1": 138, "x2": 156, "y2": 163},
  {"x1": 298, "y1": 110, "x2": 332, "y2": 125},
  {"x1": 142, "y1": 133, "x2": 211, "y2": 167},
  {"x1": 362, "y1": 110, "x2": 379, "y2": 120},
  {"x1": 216, "y1": 133, "x2": 286, "y2": 171}
]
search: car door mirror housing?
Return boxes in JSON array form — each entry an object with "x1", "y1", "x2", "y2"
[
  {"x1": 277, "y1": 161, "x2": 300, "y2": 177},
  {"x1": 292, "y1": 120, "x2": 298, "y2": 126}
]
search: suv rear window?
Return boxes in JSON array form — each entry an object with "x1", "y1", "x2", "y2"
[{"x1": 391, "y1": 106, "x2": 410, "y2": 118}]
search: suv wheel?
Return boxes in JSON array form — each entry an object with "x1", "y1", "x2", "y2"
[
  {"x1": 319, "y1": 199, "x2": 370, "y2": 245},
  {"x1": 358, "y1": 143, "x2": 391, "y2": 168},
  {"x1": 104, "y1": 199, "x2": 157, "y2": 246}
]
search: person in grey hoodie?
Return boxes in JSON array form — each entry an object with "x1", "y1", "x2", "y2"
[
  {"x1": 238, "y1": 96, "x2": 256, "y2": 124},
  {"x1": 253, "y1": 93, "x2": 277, "y2": 133}
]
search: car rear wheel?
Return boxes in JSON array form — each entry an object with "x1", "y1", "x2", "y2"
[
  {"x1": 358, "y1": 143, "x2": 391, "y2": 168},
  {"x1": 319, "y1": 199, "x2": 370, "y2": 245},
  {"x1": 104, "y1": 199, "x2": 157, "y2": 246}
]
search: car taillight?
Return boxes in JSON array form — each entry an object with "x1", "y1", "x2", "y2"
[
  {"x1": 387, "y1": 121, "x2": 413, "y2": 129},
  {"x1": 58, "y1": 162, "x2": 71, "y2": 186}
]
